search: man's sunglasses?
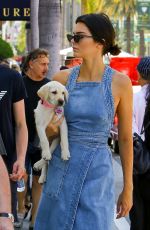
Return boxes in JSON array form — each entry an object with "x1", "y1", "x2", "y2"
[{"x1": 67, "y1": 34, "x2": 93, "y2": 43}]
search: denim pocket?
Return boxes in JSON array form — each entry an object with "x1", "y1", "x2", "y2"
[{"x1": 43, "y1": 154, "x2": 69, "y2": 199}]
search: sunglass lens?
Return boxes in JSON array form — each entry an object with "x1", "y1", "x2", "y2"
[
  {"x1": 74, "y1": 35, "x2": 80, "y2": 43},
  {"x1": 67, "y1": 34, "x2": 73, "y2": 42},
  {"x1": 67, "y1": 34, "x2": 82, "y2": 43}
]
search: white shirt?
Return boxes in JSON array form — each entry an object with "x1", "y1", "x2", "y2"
[{"x1": 132, "y1": 84, "x2": 148, "y2": 140}]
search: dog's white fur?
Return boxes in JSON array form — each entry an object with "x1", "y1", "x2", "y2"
[{"x1": 33, "y1": 81, "x2": 70, "y2": 184}]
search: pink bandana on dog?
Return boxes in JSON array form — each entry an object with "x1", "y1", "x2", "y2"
[
  {"x1": 41, "y1": 100, "x2": 63, "y2": 115},
  {"x1": 41, "y1": 100, "x2": 56, "y2": 108}
]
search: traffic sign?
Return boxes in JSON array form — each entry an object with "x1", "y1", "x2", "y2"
[{"x1": 137, "y1": 0, "x2": 150, "y2": 30}]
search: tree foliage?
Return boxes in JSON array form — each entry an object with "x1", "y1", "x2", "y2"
[
  {"x1": 80, "y1": 0, "x2": 137, "y2": 53},
  {"x1": 97, "y1": 0, "x2": 136, "y2": 53},
  {"x1": 0, "y1": 37, "x2": 14, "y2": 58},
  {"x1": 81, "y1": 0, "x2": 104, "y2": 14},
  {"x1": 16, "y1": 22, "x2": 26, "y2": 54},
  {"x1": 97, "y1": 0, "x2": 136, "y2": 19}
]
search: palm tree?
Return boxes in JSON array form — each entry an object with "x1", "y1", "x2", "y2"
[
  {"x1": 98, "y1": 0, "x2": 136, "y2": 54},
  {"x1": 81, "y1": 0, "x2": 104, "y2": 14},
  {"x1": 38, "y1": 0, "x2": 61, "y2": 78},
  {"x1": 30, "y1": 0, "x2": 39, "y2": 49},
  {"x1": 26, "y1": 22, "x2": 32, "y2": 52},
  {"x1": 139, "y1": 29, "x2": 145, "y2": 56},
  {"x1": 0, "y1": 21, "x2": 3, "y2": 34}
]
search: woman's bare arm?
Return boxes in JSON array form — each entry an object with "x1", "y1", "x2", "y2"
[{"x1": 113, "y1": 73, "x2": 133, "y2": 218}]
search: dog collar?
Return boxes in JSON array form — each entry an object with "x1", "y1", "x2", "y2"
[{"x1": 41, "y1": 99, "x2": 56, "y2": 108}]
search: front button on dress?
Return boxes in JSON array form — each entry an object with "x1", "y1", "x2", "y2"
[{"x1": 35, "y1": 65, "x2": 115, "y2": 230}]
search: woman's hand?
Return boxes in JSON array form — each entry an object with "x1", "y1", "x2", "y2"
[
  {"x1": 116, "y1": 187, "x2": 133, "y2": 219},
  {"x1": 0, "y1": 217, "x2": 14, "y2": 230},
  {"x1": 46, "y1": 114, "x2": 64, "y2": 141}
]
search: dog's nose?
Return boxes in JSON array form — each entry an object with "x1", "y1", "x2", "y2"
[{"x1": 58, "y1": 99, "x2": 64, "y2": 106}]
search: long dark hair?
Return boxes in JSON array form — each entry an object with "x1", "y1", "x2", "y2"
[{"x1": 144, "y1": 84, "x2": 150, "y2": 149}]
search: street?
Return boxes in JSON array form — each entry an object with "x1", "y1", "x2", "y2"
[{"x1": 19, "y1": 152, "x2": 130, "y2": 230}]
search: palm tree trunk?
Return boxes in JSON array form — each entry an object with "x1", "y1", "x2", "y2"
[
  {"x1": 39, "y1": 0, "x2": 61, "y2": 79},
  {"x1": 26, "y1": 22, "x2": 32, "y2": 52},
  {"x1": 139, "y1": 29, "x2": 145, "y2": 56},
  {"x1": 61, "y1": 0, "x2": 66, "y2": 49},
  {"x1": 0, "y1": 21, "x2": 2, "y2": 31},
  {"x1": 71, "y1": 0, "x2": 76, "y2": 33},
  {"x1": 126, "y1": 14, "x2": 131, "y2": 53},
  {"x1": 31, "y1": 0, "x2": 39, "y2": 49}
]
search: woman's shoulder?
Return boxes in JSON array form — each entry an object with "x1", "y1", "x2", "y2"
[
  {"x1": 112, "y1": 69, "x2": 132, "y2": 91},
  {"x1": 52, "y1": 68, "x2": 73, "y2": 85}
]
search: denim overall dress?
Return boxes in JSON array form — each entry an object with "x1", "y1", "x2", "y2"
[{"x1": 35, "y1": 65, "x2": 115, "y2": 230}]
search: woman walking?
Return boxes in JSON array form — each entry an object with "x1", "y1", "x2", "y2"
[{"x1": 35, "y1": 13, "x2": 133, "y2": 230}]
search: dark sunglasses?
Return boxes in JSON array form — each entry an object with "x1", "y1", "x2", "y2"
[{"x1": 67, "y1": 34, "x2": 93, "y2": 43}]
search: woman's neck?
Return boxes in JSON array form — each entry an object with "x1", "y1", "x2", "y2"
[{"x1": 79, "y1": 57, "x2": 105, "y2": 82}]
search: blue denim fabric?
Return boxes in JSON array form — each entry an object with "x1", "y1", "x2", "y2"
[{"x1": 35, "y1": 65, "x2": 115, "y2": 230}]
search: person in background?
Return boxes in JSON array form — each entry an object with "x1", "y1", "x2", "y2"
[
  {"x1": 35, "y1": 13, "x2": 133, "y2": 230},
  {"x1": 130, "y1": 57, "x2": 150, "y2": 230},
  {"x1": 0, "y1": 156, "x2": 14, "y2": 230},
  {"x1": 20, "y1": 48, "x2": 63, "y2": 230},
  {"x1": 0, "y1": 133, "x2": 14, "y2": 230},
  {"x1": 0, "y1": 59, "x2": 28, "y2": 228},
  {"x1": 0, "y1": 57, "x2": 10, "y2": 67},
  {"x1": 60, "y1": 65, "x2": 69, "y2": 70},
  {"x1": 18, "y1": 49, "x2": 49, "y2": 229},
  {"x1": 11, "y1": 64, "x2": 21, "y2": 73},
  {"x1": 20, "y1": 56, "x2": 27, "y2": 76}
]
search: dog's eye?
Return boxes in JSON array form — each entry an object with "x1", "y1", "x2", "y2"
[
  {"x1": 52, "y1": 91, "x2": 57, "y2": 94},
  {"x1": 62, "y1": 92, "x2": 65, "y2": 95}
]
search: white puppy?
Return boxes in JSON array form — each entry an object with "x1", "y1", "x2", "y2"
[{"x1": 34, "y1": 81, "x2": 70, "y2": 184}]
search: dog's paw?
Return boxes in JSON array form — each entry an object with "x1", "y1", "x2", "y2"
[
  {"x1": 61, "y1": 150, "x2": 70, "y2": 161},
  {"x1": 34, "y1": 161, "x2": 43, "y2": 171},
  {"x1": 38, "y1": 175, "x2": 46, "y2": 184},
  {"x1": 42, "y1": 151, "x2": 52, "y2": 161}
]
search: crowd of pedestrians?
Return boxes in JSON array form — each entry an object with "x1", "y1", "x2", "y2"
[{"x1": 0, "y1": 12, "x2": 150, "y2": 230}]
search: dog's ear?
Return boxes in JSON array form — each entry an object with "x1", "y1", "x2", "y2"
[
  {"x1": 37, "y1": 84, "x2": 49, "y2": 101},
  {"x1": 64, "y1": 88, "x2": 69, "y2": 102}
]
